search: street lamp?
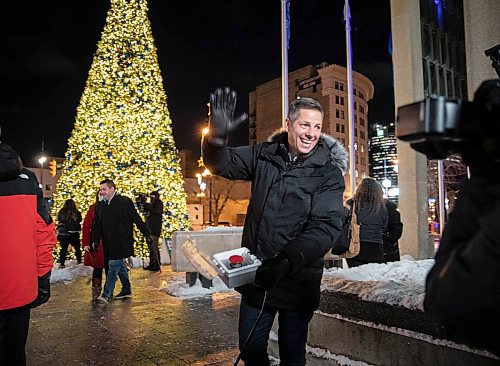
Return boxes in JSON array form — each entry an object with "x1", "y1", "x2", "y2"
[
  {"x1": 382, "y1": 178, "x2": 391, "y2": 197},
  {"x1": 38, "y1": 155, "x2": 47, "y2": 192}
]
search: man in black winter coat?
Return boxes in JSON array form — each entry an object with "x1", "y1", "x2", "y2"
[
  {"x1": 203, "y1": 88, "x2": 347, "y2": 366},
  {"x1": 93, "y1": 179, "x2": 151, "y2": 302}
]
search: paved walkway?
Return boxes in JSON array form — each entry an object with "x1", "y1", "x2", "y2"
[{"x1": 27, "y1": 266, "x2": 242, "y2": 365}]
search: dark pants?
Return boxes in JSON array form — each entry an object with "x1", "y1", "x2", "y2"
[
  {"x1": 238, "y1": 300, "x2": 313, "y2": 366},
  {"x1": 347, "y1": 240, "x2": 384, "y2": 267},
  {"x1": 58, "y1": 232, "x2": 81, "y2": 265},
  {"x1": 148, "y1": 235, "x2": 161, "y2": 268},
  {"x1": 0, "y1": 305, "x2": 31, "y2": 366},
  {"x1": 92, "y1": 267, "x2": 104, "y2": 280}
]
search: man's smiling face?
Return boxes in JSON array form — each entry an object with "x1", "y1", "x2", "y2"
[{"x1": 286, "y1": 108, "x2": 323, "y2": 156}]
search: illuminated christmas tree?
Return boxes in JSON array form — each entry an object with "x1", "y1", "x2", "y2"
[{"x1": 53, "y1": 0, "x2": 190, "y2": 257}]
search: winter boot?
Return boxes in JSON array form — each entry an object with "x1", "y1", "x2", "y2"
[{"x1": 91, "y1": 277, "x2": 102, "y2": 301}]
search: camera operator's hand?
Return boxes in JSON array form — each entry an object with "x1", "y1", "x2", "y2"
[
  {"x1": 208, "y1": 87, "x2": 247, "y2": 146},
  {"x1": 254, "y1": 252, "x2": 291, "y2": 290},
  {"x1": 31, "y1": 270, "x2": 51, "y2": 308}
]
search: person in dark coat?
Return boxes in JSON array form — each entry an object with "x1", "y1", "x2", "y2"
[
  {"x1": 57, "y1": 199, "x2": 82, "y2": 268},
  {"x1": 383, "y1": 199, "x2": 403, "y2": 262},
  {"x1": 0, "y1": 141, "x2": 56, "y2": 365},
  {"x1": 92, "y1": 179, "x2": 151, "y2": 303},
  {"x1": 143, "y1": 191, "x2": 163, "y2": 271},
  {"x1": 424, "y1": 80, "x2": 500, "y2": 356},
  {"x1": 203, "y1": 88, "x2": 346, "y2": 366},
  {"x1": 346, "y1": 178, "x2": 389, "y2": 268},
  {"x1": 82, "y1": 191, "x2": 105, "y2": 301}
]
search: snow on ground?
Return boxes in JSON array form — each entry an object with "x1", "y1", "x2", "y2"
[
  {"x1": 162, "y1": 277, "x2": 235, "y2": 298},
  {"x1": 322, "y1": 256, "x2": 435, "y2": 311}
]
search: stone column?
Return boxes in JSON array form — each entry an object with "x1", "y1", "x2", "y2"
[
  {"x1": 463, "y1": 0, "x2": 500, "y2": 97},
  {"x1": 390, "y1": 0, "x2": 433, "y2": 259}
]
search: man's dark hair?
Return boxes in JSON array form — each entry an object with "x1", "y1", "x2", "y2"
[
  {"x1": 99, "y1": 179, "x2": 116, "y2": 189},
  {"x1": 287, "y1": 97, "x2": 324, "y2": 122}
]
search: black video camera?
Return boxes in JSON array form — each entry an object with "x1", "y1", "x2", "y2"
[
  {"x1": 135, "y1": 193, "x2": 148, "y2": 215},
  {"x1": 396, "y1": 79, "x2": 500, "y2": 163}
]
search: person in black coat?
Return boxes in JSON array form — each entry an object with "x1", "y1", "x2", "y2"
[
  {"x1": 383, "y1": 199, "x2": 403, "y2": 262},
  {"x1": 143, "y1": 191, "x2": 163, "y2": 271},
  {"x1": 203, "y1": 88, "x2": 346, "y2": 366},
  {"x1": 92, "y1": 179, "x2": 151, "y2": 302},
  {"x1": 424, "y1": 80, "x2": 500, "y2": 356},
  {"x1": 345, "y1": 178, "x2": 389, "y2": 268},
  {"x1": 57, "y1": 199, "x2": 82, "y2": 267}
]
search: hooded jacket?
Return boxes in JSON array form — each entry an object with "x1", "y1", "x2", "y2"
[
  {"x1": 203, "y1": 131, "x2": 347, "y2": 311},
  {"x1": 0, "y1": 144, "x2": 56, "y2": 310}
]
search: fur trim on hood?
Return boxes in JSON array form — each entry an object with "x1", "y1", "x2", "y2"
[{"x1": 267, "y1": 129, "x2": 348, "y2": 173}]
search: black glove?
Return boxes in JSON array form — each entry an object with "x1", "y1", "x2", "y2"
[
  {"x1": 91, "y1": 241, "x2": 99, "y2": 252},
  {"x1": 254, "y1": 252, "x2": 291, "y2": 290},
  {"x1": 208, "y1": 87, "x2": 247, "y2": 145},
  {"x1": 31, "y1": 270, "x2": 51, "y2": 308}
]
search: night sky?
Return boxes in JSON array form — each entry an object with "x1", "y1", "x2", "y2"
[{"x1": 1, "y1": 0, "x2": 393, "y2": 166}]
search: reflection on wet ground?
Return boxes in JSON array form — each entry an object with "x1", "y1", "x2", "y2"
[{"x1": 27, "y1": 266, "x2": 241, "y2": 365}]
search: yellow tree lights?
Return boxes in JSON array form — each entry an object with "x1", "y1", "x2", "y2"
[{"x1": 52, "y1": 0, "x2": 190, "y2": 257}]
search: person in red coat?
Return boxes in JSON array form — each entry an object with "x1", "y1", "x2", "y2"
[
  {"x1": 82, "y1": 192, "x2": 105, "y2": 301},
  {"x1": 0, "y1": 140, "x2": 56, "y2": 366}
]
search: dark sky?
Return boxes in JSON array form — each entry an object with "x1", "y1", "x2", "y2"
[{"x1": 0, "y1": 0, "x2": 393, "y2": 166}]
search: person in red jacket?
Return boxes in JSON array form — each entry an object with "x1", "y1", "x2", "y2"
[
  {"x1": 0, "y1": 140, "x2": 56, "y2": 366},
  {"x1": 82, "y1": 192, "x2": 105, "y2": 301}
]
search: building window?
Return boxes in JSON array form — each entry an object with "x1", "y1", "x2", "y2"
[
  {"x1": 360, "y1": 130, "x2": 366, "y2": 140},
  {"x1": 361, "y1": 144, "x2": 365, "y2": 153},
  {"x1": 354, "y1": 128, "x2": 358, "y2": 137},
  {"x1": 336, "y1": 123, "x2": 340, "y2": 132},
  {"x1": 335, "y1": 95, "x2": 344, "y2": 105},
  {"x1": 359, "y1": 105, "x2": 365, "y2": 114},
  {"x1": 335, "y1": 109, "x2": 345, "y2": 119},
  {"x1": 341, "y1": 124, "x2": 345, "y2": 133},
  {"x1": 340, "y1": 110, "x2": 345, "y2": 119},
  {"x1": 360, "y1": 118, "x2": 365, "y2": 127},
  {"x1": 361, "y1": 157, "x2": 366, "y2": 166},
  {"x1": 334, "y1": 81, "x2": 339, "y2": 89},
  {"x1": 358, "y1": 91, "x2": 365, "y2": 100}
]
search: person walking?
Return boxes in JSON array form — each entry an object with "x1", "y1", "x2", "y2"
[
  {"x1": 143, "y1": 191, "x2": 163, "y2": 271},
  {"x1": 92, "y1": 179, "x2": 152, "y2": 303},
  {"x1": 203, "y1": 88, "x2": 346, "y2": 366},
  {"x1": 0, "y1": 140, "x2": 56, "y2": 366},
  {"x1": 82, "y1": 192, "x2": 105, "y2": 301},
  {"x1": 345, "y1": 178, "x2": 389, "y2": 268},
  {"x1": 57, "y1": 199, "x2": 82, "y2": 268}
]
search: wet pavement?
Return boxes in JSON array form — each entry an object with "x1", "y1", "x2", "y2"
[{"x1": 26, "y1": 266, "x2": 242, "y2": 365}]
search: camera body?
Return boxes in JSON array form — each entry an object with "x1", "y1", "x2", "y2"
[
  {"x1": 396, "y1": 79, "x2": 500, "y2": 163},
  {"x1": 135, "y1": 193, "x2": 148, "y2": 215}
]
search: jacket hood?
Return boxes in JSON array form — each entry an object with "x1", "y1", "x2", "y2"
[
  {"x1": 0, "y1": 144, "x2": 22, "y2": 181},
  {"x1": 267, "y1": 129, "x2": 348, "y2": 173}
]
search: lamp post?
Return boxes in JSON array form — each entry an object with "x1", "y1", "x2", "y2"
[
  {"x1": 202, "y1": 168, "x2": 212, "y2": 224},
  {"x1": 382, "y1": 178, "x2": 391, "y2": 198},
  {"x1": 38, "y1": 155, "x2": 47, "y2": 194}
]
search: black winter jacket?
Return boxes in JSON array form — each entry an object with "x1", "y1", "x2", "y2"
[
  {"x1": 92, "y1": 194, "x2": 150, "y2": 260},
  {"x1": 144, "y1": 198, "x2": 163, "y2": 236},
  {"x1": 347, "y1": 198, "x2": 389, "y2": 244},
  {"x1": 424, "y1": 177, "x2": 500, "y2": 356},
  {"x1": 383, "y1": 199, "x2": 403, "y2": 257},
  {"x1": 203, "y1": 131, "x2": 347, "y2": 311}
]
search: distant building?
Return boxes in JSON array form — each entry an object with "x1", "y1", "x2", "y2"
[
  {"x1": 369, "y1": 123, "x2": 399, "y2": 203},
  {"x1": 249, "y1": 62, "x2": 374, "y2": 199}
]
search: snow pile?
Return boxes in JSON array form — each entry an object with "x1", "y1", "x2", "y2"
[
  {"x1": 322, "y1": 257, "x2": 435, "y2": 311},
  {"x1": 163, "y1": 277, "x2": 235, "y2": 298},
  {"x1": 50, "y1": 261, "x2": 93, "y2": 283}
]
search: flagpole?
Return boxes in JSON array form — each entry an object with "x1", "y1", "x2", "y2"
[
  {"x1": 345, "y1": 0, "x2": 356, "y2": 197},
  {"x1": 281, "y1": 0, "x2": 289, "y2": 127}
]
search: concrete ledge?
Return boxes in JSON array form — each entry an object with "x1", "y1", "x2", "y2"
[{"x1": 269, "y1": 291, "x2": 500, "y2": 365}]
